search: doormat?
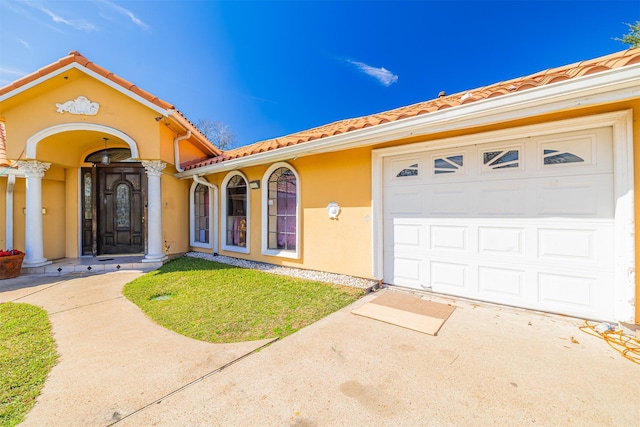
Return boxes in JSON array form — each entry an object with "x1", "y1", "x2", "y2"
[{"x1": 352, "y1": 292, "x2": 456, "y2": 336}]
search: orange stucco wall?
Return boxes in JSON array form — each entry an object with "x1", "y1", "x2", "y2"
[
  {"x1": 199, "y1": 146, "x2": 374, "y2": 279},
  {"x1": 8, "y1": 180, "x2": 26, "y2": 252},
  {"x1": 161, "y1": 165, "x2": 191, "y2": 255},
  {"x1": 64, "y1": 168, "x2": 79, "y2": 258}
]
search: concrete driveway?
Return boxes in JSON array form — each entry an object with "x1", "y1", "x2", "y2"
[{"x1": 1, "y1": 271, "x2": 639, "y2": 426}]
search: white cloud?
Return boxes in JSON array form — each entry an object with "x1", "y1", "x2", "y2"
[
  {"x1": 37, "y1": 5, "x2": 98, "y2": 31},
  {"x1": 0, "y1": 0, "x2": 65, "y2": 33},
  {"x1": 17, "y1": 38, "x2": 31, "y2": 48},
  {"x1": 95, "y1": 0, "x2": 149, "y2": 30},
  {"x1": 347, "y1": 60, "x2": 398, "y2": 87}
]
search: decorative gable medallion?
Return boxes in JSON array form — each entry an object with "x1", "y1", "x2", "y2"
[{"x1": 56, "y1": 96, "x2": 100, "y2": 115}]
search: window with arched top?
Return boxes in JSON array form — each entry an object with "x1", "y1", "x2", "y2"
[
  {"x1": 262, "y1": 163, "x2": 300, "y2": 259},
  {"x1": 189, "y1": 180, "x2": 215, "y2": 250},
  {"x1": 222, "y1": 172, "x2": 249, "y2": 253}
]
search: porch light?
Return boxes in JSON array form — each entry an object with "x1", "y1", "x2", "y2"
[
  {"x1": 101, "y1": 137, "x2": 110, "y2": 165},
  {"x1": 249, "y1": 180, "x2": 260, "y2": 189}
]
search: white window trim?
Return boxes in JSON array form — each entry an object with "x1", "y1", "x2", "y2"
[
  {"x1": 189, "y1": 180, "x2": 215, "y2": 250},
  {"x1": 261, "y1": 162, "x2": 300, "y2": 259},
  {"x1": 221, "y1": 171, "x2": 250, "y2": 254},
  {"x1": 372, "y1": 110, "x2": 635, "y2": 322}
]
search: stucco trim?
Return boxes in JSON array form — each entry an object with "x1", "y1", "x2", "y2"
[
  {"x1": 372, "y1": 110, "x2": 635, "y2": 322},
  {"x1": 26, "y1": 123, "x2": 140, "y2": 159}
]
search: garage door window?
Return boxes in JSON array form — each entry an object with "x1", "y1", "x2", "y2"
[
  {"x1": 540, "y1": 135, "x2": 594, "y2": 167},
  {"x1": 482, "y1": 148, "x2": 520, "y2": 170},
  {"x1": 434, "y1": 155, "x2": 463, "y2": 174},
  {"x1": 394, "y1": 160, "x2": 419, "y2": 178},
  {"x1": 543, "y1": 150, "x2": 584, "y2": 165}
]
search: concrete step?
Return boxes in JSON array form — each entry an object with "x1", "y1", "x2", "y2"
[{"x1": 21, "y1": 256, "x2": 164, "y2": 276}]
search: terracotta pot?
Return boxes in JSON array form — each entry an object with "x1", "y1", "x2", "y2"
[{"x1": 0, "y1": 253, "x2": 25, "y2": 280}]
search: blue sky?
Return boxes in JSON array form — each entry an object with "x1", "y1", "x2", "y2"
[{"x1": 0, "y1": 1, "x2": 638, "y2": 147}]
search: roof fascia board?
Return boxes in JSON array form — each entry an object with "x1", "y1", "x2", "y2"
[
  {"x1": 0, "y1": 63, "x2": 169, "y2": 115},
  {"x1": 176, "y1": 63, "x2": 636, "y2": 177}
]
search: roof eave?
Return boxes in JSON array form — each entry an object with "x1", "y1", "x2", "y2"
[
  {"x1": 176, "y1": 64, "x2": 640, "y2": 178},
  {"x1": 0, "y1": 62, "x2": 170, "y2": 116}
]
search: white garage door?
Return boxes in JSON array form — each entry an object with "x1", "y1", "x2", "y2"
[{"x1": 383, "y1": 127, "x2": 615, "y2": 320}]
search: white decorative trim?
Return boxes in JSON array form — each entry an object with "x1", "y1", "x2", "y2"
[
  {"x1": 16, "y1": 160, "x2": 51, "y2": 178},
  {"x1": 611, "y1": 110, "x2": 636, "y2": 323},
  {"x1": 221, "y1": 171, "x2": 250, "y2": 254},
  {"x1": 56, "y1": 96, "x2": 99, "y2": 115},
  {"x1": 26, "y1": 123, "x2": 140, "y2": 159},
  {"x1": 141, "y1": 159, "x2": 166, "y2": 177},
  {"x1": 372, "y1": 110, "x2": 635, "y2": 322},
  {"x1": 261, "y1": 162, "x2": 300, "y2": 259}
]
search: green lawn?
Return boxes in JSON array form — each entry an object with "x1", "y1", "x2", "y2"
[
  {"x1": 123, "y1": 256, "x2": 365, "y2": 343},
  {"x1": 0, "y1": 303, "x2": 58, "y2": 427}
]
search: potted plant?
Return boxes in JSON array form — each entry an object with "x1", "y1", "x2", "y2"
[{"x1": 0, "y1": 249, "x2": 25, "y2": 279}]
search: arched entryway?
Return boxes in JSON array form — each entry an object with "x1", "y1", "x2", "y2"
[{"x1": 20, "y1": 122, "x2": 167, "y2": 264}]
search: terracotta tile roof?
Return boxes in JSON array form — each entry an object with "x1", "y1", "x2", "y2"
[
  {"x1": 0, "y1": 51, "x2": 175, "y2": 110},
  {"x1": 183, "y1": 47, "x2": 640, "y2": 171},
  {"x1": 0, "y1": 51, "x2": 222, "y2": 157}
]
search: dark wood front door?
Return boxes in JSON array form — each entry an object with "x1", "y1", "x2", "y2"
[{"x1": 84, "y1": 165, "x2": 146, "y2": 255}]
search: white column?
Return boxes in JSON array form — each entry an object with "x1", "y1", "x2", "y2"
[
  {"x1": 16, "y1": 160, "x2": 52, "y2": 267},
  {"x1": 5, "y1": 174, "x2": 16, "y2": 250},
  {"x1": 141, "y1": 160, "x2": 167, "y2": 262}
]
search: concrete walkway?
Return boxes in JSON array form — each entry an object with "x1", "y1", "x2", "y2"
[
  {"x1": 1, "y1": 271, "x2": 639, "y2": 426},
  {"x1": 0, "y1": 271, "x2": 273, "y2": 426}
]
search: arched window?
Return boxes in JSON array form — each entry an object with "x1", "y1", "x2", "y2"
[
  {"x1": 189, "y1": 180, "x2": 215, "y2": 250},
  {"x1": 222, "y1": 172, "x2": 249, "y2": 253},
  {"x1": 262, "y1": 163, "x2": 299, "y2": 258}
]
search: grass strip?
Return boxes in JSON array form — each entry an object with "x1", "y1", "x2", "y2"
[
  {"x1": 123, "y1": 256, "x2": 364, "y2": 343},
  {"x1": 0, "y1": 303, "x2": 58, "y2": 427}
]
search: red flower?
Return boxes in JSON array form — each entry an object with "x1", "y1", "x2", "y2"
[{"x1": 0, "y1": 249, "x2": 24, "y2": 258}]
